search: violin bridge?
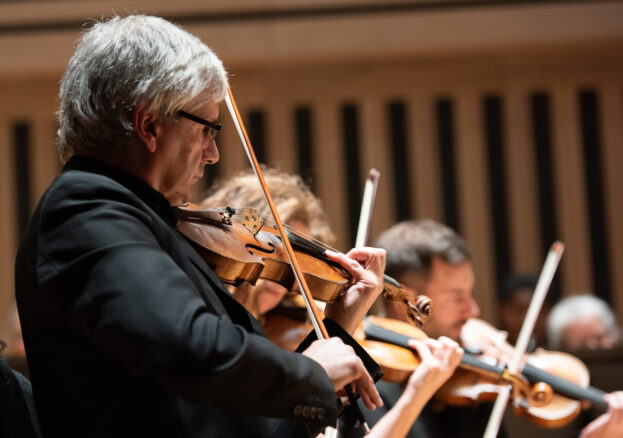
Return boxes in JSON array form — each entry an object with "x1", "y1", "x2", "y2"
[{"x1": 226, "y1": 207, "x2": 264, "y2": 236}]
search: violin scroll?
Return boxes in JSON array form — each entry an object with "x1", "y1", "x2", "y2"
[{"x1": 381, "y1": 277, "x2": 432, "y2": 328}]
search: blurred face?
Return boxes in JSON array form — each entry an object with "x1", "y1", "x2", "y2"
[
  {"x1": 561, "y1": 316, "x2": 618, "y2": 351},
  {"x1": 500, "y1": 288, "x2": 550, "y2": 346},
  {"x1": 401, "y1": 258, "x2": 478, "y2": 341},
  {"x1": 243, "y1": 280, "x2": 290, "y2": 319},
  {"x1": 157, "y1": 101, "x2": 220, "y2": 205}
]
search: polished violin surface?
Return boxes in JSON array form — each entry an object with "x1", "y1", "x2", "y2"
[
  {"x1": 357, "y1": 315, "x2": 608, "y2": 428},
  {"x1": 459, "y1": 318, "x2": 607, "y2": 427},
  {"x1": 176, "y1": 205, "x2": 431, "y2": 328}
]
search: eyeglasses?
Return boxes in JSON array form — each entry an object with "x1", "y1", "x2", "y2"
[{"x1": 178, "y1": 110, "x2": 222, "y2": 141}]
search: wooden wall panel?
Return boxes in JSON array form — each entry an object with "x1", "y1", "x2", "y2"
[
  {"x1": 455, "y1": 90, "x2": 496, "y2": 322},
  {"x1": 551, "y1": 85, "x2": 593, "y2": 294},
  {"x1": 0, "y1": 121, "x2": 17, "y2": 340},
  {"x1": 410, "y1": 93, "x2": 443, "y2": 222},
  {"x1": 31, "y1": 118, "x2": 60, "y2": 208},
  {"x1": 267, "y1": 100, "x2": 297, "y2": 174},
  {"x1": 505, "y1": 86, "x2": 541, "y2": 273},
  {"x1": 314, "y1": 100, "x2": 350, "y2": 252},
  {"x1": 600, "y1": 83, "x2": 623, "y2": 323},
  {"x1": 359, "y1": 98, "x2": 396, "y2": 246}
]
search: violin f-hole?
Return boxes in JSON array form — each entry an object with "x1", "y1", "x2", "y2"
[{"x1": 246, "y1": 242, "x2": 277, "y2": 255}]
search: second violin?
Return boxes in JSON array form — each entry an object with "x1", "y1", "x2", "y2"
[{"x1": 359, "y1": 315, "x2": 608, "y2": 429}]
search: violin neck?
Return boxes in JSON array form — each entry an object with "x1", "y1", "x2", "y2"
[
  {"x1": 364, "y1": 320, "x2": 411, "y2": 349},
  {"x1": 364, "y1": 321, "x2": 608, "y2": 410},
  {"x1": 521, "y1": 364, "x2": 607, "y2": 410},
  {"x1": 364, "y1": 322, "x2": 505, "y2": 377}
]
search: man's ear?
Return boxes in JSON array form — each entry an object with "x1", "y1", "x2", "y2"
[{"x1": 132, "y1": 105, "x2": 159, "y2": 153}]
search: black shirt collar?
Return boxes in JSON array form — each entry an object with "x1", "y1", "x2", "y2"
[{"x1": 63, "y1": 155, "x2": 177, "y2": 225}]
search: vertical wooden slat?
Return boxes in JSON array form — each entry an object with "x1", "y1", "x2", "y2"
[
  {"x1": 599, "y1": 83, "x2": 623, "y2": 322},
  {"x1": 294, "y1": 106, "x2": 316, "y2": 188},
  {"x1": 341, "y1": 104, "x2": 363, "y2": 247},
  {"x1": 314, "y1": 101, "x2": 349, "y2": 252},
  {"x1": 219, "y1": 103, "x2": 248, "y2": 178},
  {"x1": 454, "y1": 90, "x2": 496, "y2": 322},
  {"x1": 436, "y1": 98, "x2": 460, "y2": 232},
  {"x1": 387, "y1": 101, "x2": 411, "y2": 222},
  {"x1": 0, "y1": 121, "x2": 17, "y2": 340},
  {"x1": 266, "y1": 101, "x2": 296, "y2": 173},
  {"x1": 505, "y1": 87, "x2": 541, "y2": 273},
  {"x1": 483, "y1": 95, "x2": 511, "y2": 293},
  {"x1": 551, "y1": 85, "x2": 592, "y2": 295},
  {"x1": 359, "y1": 98, "x2": 395, "y2": 245},
  {"x1": 578, "y1": 90, "x2": 611, "y2": 302},
  {"x1": 31, "y1": 118, "x2": 60, "y2": 208},
  {"x1": 409, "y1": 93, "x2": 442, "y2": 221}
]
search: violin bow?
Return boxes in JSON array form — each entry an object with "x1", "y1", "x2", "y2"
[
  {"x1": 224, "y1": 87, "x2": 327, "y2": 339},
  {"x1": 355, "y1": 169, "x2": 380, "y2": 248},
  {"x1": 224, "y1": 87, "x2": 371, "y2": 433},
  {"x1": 482, "y1": 241, "x2": 565, "y2": 438}
]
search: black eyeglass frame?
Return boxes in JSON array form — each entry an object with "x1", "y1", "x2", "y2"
[{"x1": 178, "y1": 110, "x2": 222, "y2": 139}]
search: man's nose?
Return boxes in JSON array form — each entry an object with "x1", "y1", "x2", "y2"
[
  {"x1": 203, "y1": 140, "x2": 219, "y2": 164},
  {"x1": 467, "y1": 297, "x2": 480, "y2": 319}
]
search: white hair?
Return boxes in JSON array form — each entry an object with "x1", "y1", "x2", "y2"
[
  {"x1": 57, "y1": 15, "x2": 228, "y2": 162},
  {"x1": 546, "y1": 294, "x2": 619, "y2": 349}
]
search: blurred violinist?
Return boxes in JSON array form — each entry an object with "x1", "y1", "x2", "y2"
[
  {"x1": 14, "y1": 15, "x2": 390, "y2": 438},
  {"x1": 499, "y1": 273, "x2": 552, "y2": 349},
  {"x1": 202, "y1": 168, "x2": 464, "y2": 437},
  {"x1": 342, "y1": 219, "x2": 505, "y2": 438},
  {"x1": 547, "y1": 295, "x2": 623, "y2": 437},
  {"x1": 369, "y1": 220, "x2": 623, "y2": 438},
  {"x1": 547, "y1": 295, "x2": 620, "y2": 352},
  {"x1": 201, "y1": 167, "x2": 335, "y2": 329}
]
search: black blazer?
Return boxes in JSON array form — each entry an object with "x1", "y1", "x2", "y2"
[{"x1": 15, "y1": 157, "x2": 337, "y2": 438}]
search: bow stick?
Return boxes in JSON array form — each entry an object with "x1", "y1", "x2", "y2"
[
  {"x1": 224, "y1": 87, "x2": 327, "y2": 339},
  {"x1": 355, "y1": 169, "x2": 380, "y2": 249},
  {"x1": 224, "y1": 87, "x2": 370, "y2": 433},
  {"x1": 325, "y1": 168, "x2": 380, "y2": 438},
  {"x1": 482, "y1": 241, "x2": 565, "y2": 438}
]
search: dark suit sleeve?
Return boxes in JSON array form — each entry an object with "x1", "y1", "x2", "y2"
[{"x1": 35, "y1": 176, "x2": 337, "y2": 429}]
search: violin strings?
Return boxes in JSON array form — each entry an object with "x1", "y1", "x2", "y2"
[{"x1": 256, "y1": 212, "x2": 340, "y2": 253}]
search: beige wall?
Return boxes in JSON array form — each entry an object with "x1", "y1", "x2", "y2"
[{"x1": 1, "y1": 0, "x2": 622, "y2": 344}]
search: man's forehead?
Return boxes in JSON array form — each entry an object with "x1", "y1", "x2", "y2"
[
  {"x1": 428, "y1": 258, "x2": 474, "y2": 291},
  {"x1": 397, "y1": 270, "x2": 427, "y2": 291}
]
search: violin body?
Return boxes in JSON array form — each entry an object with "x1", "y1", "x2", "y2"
[
  {"x1": 456, "y1": 318, "x2": 604, "y2": 428},
  {"x1": 177, "y1": 205, "x2": 348, "y2": 302},
  {"x1": 354, "y1": 316, "x2": 425, "y2": 383},
  {"x1": 176, "y1": 205, "x2": 432, "y2": 327},
  {"x1": 359, "y1": 315, "x2": 607, "y2": 429}
]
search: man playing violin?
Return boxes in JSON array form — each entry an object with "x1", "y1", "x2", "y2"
[
  {"x1": 14, "y1": 15, "x2": 464, "y2": 438},
  {"x1": 368, "y1": 219, "x2": 623, "y2": 438},
  {"x1": 14, "y1": 15, "x2": 388, "y2": 438},
  {"x1": 337, "y1": 219, "x2": 492, "y2": 438}
]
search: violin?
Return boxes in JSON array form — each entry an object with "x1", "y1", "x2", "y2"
[
  {"x1": 458, "y1": 318, "x2": 607, "y2": 427},
  {"x1": 357, "y1": 315, "x2": 608, "y2": 429},
  {"x1": 175, "y1": 204, "x2": 432, "y2": 328},
  {"x1": 263, "y1": 304, "x2": 314, "y2": 351}
]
